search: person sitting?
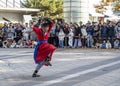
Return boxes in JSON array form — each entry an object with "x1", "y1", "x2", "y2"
[
  {"x1": 106, "y1": 40, "x2": 112, "y2": 49},
  {"x1": 100, "y1": 40, "x2": 106, "y2": 49},
  {"x1": 114, "y1": 39, "x2": 119, "y2": 49}
]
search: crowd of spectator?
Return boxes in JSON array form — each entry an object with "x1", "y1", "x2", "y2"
[
  {"x1": 0, "y1": 19, "x2": 120, "y2": 49},
  {"x1": 48, "y1": 20, "x2": 120, "y2": 49},
  {"x1": 0, "y1": 22, "x2": 37, "y2": 48}
]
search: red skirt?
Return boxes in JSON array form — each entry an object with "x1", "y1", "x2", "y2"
[{"x1": 35, "y1": 42, "x2": 56, "y2": 64}]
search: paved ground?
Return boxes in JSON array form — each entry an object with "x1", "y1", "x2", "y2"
[{"x1": 0, "y1": 48, "x2": 120, "y2": 86}]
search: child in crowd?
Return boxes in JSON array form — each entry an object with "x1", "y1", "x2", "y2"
[
  {"x1": 114, "y1": 39, "x2": 119, "y2": 49},
  {"x1": 26, "y1": 40, "x2": 33, "y2": 48},
  {"x1": 95, "y1": 40, "x2": 100, "y2": 48},
  {"x1": 68, "y1": 28, "x2": 74, "y2": 48},
  {"x1": 10, "y1": 40, "x2": 16, "y2": 48},
  {"x1": 106, "y1": 40, "x2": 112, "y2": 49},
  {"x1": 100, "y1": 40, "x2": 106, "y2": 49}
]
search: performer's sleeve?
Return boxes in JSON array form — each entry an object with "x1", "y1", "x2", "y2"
[
  {"x1": 48, "y1": 22, "x2": 54, "y2": 33},
  {"x1": 33, "y1": 26, "x2": 41, "y2": 35}
]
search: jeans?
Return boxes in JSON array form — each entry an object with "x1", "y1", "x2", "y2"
[
  {"x1": 68, "y1": 38, "x2": 73, "y2": 47},
  {"x1": 118, "y1": 41, "x2": 120, "y2": 48},
  {"x1": 87, "y1": 38, "x2": 93, "y2": 48},
  {"x1": 59, "y1": 40, "x2": 64, "y2": 48},
  {"x1": 109, "y1": 36, "x2": 114, "y2": 48}
]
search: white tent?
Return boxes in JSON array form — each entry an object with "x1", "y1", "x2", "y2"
[{"x1": 90, "y1": 13, "x2": 104, "y2": 17}]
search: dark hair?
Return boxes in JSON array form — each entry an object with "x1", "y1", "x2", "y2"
[{"x1": 41, "y1": 23, "x2": 49, "y2": 28}]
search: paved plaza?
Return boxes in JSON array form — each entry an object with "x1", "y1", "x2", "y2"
[{"x1": 0, "y1": 48, "x2": 120, "y2": 86}]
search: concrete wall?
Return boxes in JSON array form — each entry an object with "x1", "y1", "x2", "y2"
[{"x1": 0, "y1": 12, "x2": 23, "y2": 23}]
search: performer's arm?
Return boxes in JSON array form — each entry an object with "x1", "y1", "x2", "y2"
[{"x1": 33, "y1": 26, "x2": 41, "y2": 35}]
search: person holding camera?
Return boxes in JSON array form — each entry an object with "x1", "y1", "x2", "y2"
[{"x1": 32, "y1": 18, "x2": 56, "y2": 77}]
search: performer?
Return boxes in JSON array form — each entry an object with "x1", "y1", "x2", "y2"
[{"x1": 32, "y1": 18, "x2": 56, "y2": 77}]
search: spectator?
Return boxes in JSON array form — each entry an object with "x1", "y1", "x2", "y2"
[
  {"x1": 106, "y1": 40, "x2": 112, "y2": 49},
  {"x1": 22, "y1": 23, "x2": 30, "y2": 41},
  {"x1": 29, "y1": 22, "x2": 37, "y2": 41},
  {"x1": 63, "y1": 24, "x2": 69, "y2": 47},
  {"x1": 101, "y1": 23, "x2": 108, "y2": 41},
  {"x1": 48, "y1": 24, "x2": 56, "y2": 45},
  {"x1": 7, "y1": 25, "x2": 15, "y2": 46},
  {"x1": 26, "y1": 40, "x2": 33, "y2": 48},
  {"x1": 58, "y1": 29, "x2": 65, "y2": 48},
  {"x1": 3, "y1": 40, "x2": 8, "y2": 48},
  {"x1": 55, "y1": 23, "x2": 60, "y2": 47},
  {"x1": 10, "y1": 40, "x2": 16, "y2": 48},
  {"x1": 114, "y1": 39, "x2": 119, "y2": 49},
  {"x1": 81, "y1": 25, "x2": 87, "y2": 48},
  {"x1": 86, "y1": 22, "x2": 94, "y2": 48},
  {"x1": 95, "y1": 40, "x2": 100, "y2": 48},
  {"x1": 93, "y1": 24, "x2": 100, "y2": 47},
  {"x1": 115, "y1": 22, "x2": 120, "y2": 39},
  {"x1": 108, "y1": 22, "x2": 115, "y2": 48},
  {"x1": 2, "y1": 22, "x2": 8, "y2": 33},
  {"x1": 68, "y1": 28, "x2": 74, "y2": 48},
  {"x1": 73, "y1": 23, "x2": 80, "y2": 48},
  {"x1": 100, "y1": 40, "x2": 106, "y2": 49},
  {"x1": 87, "y1": 34, "x2": 93, "y2": 48},
  {"x1": 86, "y1": 22, "x2": 94, "y2": 36}
]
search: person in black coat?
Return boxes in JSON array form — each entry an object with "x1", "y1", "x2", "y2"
[{"x1": 107, "y1": 22, "x2": 115, "y2": 48}]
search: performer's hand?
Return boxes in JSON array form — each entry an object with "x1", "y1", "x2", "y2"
[
  {"x1": 34, "y1": 19, "x2": 40, "y2": 27},
  {"x1": 34, "y1": 23, "x2": 39, "y2": 27}
]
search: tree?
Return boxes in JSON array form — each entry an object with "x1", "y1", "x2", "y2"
[
  {"x1": 55, "y1": 0, "x2": 63, "y2": 18},
  {"x1": 113, "y1": 4, "x2": 120, "y2": 11},
  {"x1": 21, "y1": 0, "x2": 63, "y2": 19},
  {"x1": 94, "y1": 0, "x2": 120, "y2": 14},
  {"x1": 112, "y1": 0, "x2": 120, "y2": 11}
]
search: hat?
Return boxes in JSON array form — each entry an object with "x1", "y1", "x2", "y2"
[{"x1": 41, "y1": 23, "x2": 49, "y2": 28}]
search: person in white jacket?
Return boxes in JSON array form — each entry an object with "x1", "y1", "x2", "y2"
[
  {"x1": 68, "y1": 28, "x2": 74, "y2": 48},
  {"x1": 58, "y1": 29, "x2": 65, "y2": 48},
  {"x1": 106, "y1": 40, "x2": 112, "y2": 49},
  {"x1": 22, "y1": 23, "x2": 31, "y2": 41}
]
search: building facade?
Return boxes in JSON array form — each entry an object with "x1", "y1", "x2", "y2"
[
  {"x1": 63, "y1": 0, "x2": 115, "y2": 23},
  {"x1": 63, "y1": 0, "x2": 89, "y2": 23},
  {"x1": 0, "y1": 0, "x2": 39, "y2": 23}
]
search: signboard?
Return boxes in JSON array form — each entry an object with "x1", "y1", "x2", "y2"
[{"x1": 23, "y1": 15, "x2": 32, "y2": 23}]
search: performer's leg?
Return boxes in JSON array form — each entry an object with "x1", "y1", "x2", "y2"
[
  {"x1": 32, "y1": 60, "x2": 46, "y2": 77},
  {"x1": 45, "y1": 53, "x2": 52, "y2": 66}
]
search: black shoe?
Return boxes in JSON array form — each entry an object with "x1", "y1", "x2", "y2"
[
  {"x1": 47, "y1": 61, "x2": 52, "y2": 66},
  {"x1": 32, "y1": 73, "x2": 40, "y2": 77},
  {"x1": 45, "y1": 57, "x2": 50, "y2": 61},
  {"x1": 32, "y1": 70, "x2": 40, "y2": 77},
  {"x1": 45, "y1": 57, "x2": 52, "y2": 66}
]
